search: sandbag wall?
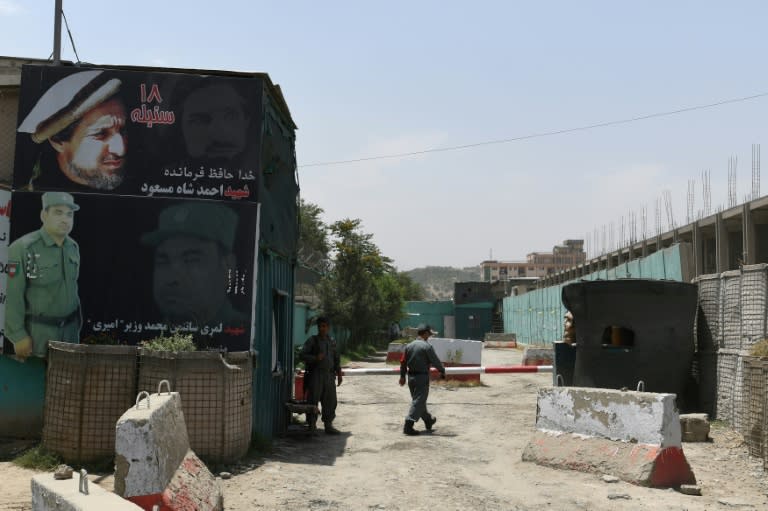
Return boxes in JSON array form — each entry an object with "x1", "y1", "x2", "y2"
[{"x1": 695, "y1": 264, "x2": 768, "y2": 455}]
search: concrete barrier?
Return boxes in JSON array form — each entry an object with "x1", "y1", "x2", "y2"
[
  {"x1": 522, "y1": 387, "x2": 696, "y2": 487},
  {"x1": 32, "y1": 472, "x2": 142, "y2": 511},
  {"x1": 386, "y1": 342, "x2": 406, "y2": 363},
  {"x1": 484, "y1": 340, "x2": 518, "y2": 349},
  {"x1": 430, "y1": 338, "x2": 482, "y2": 382},
  {"x1": 521, "y1": 346, "x2": 554, "y2": 366},
  {"x1": 387, "y1": 339, "x2": 483, "y2": 382},
  {"x1": 115, "y1": 388, "x2": 223, "y2": 510},
  {"x1": 483, "y1": 333, "x2": 517, "y2": 348}
]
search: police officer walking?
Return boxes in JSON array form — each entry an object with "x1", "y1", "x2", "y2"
[
  {"x1": 399, "y1": 324, "x2": 446, "y2": 435},
  {"x1": 6, "y1": 192, "x2": 82, "y2": 359},
  {"x1": 301, "y1": 316, "x2": 343, "y2": 434}
]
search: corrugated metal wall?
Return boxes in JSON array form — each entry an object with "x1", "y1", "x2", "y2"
[
  {"x1": 503, "y1": 244, "x2": 690, "y2": 345},
  {"x1": 252, "y1": 250, "x2": 295, "y2": 439}
]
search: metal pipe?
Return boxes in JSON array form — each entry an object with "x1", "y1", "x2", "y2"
[{"x1": 53, "y1": 0, "x2": 62, "y2": 64}]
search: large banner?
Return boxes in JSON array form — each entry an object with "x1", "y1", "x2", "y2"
[
  {"x1": 0, "y1": 190, "x2": 11, "y2": 353},
  {"x1": 14, "y1": 65, "x2": 262, "y2": 202},
  {"x1": 4, "y1": 192, "x2": 256, "y2": 354}
]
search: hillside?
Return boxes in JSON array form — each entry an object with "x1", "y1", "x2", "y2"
[{"x1": 405, "y1": 266, "x2": 480, "y2": 300}]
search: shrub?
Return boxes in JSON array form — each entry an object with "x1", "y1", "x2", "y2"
[{"x1": 140, "y1": 333, "x2": 197, "y2": 352}]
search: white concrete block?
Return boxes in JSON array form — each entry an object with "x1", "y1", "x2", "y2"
[
  {"x1": 32, "y1": 473, "x2": 142, "y2": 511},
  {"x1": 429, "y1": 338, "x2": 482, "y2": 365},
  {"x1": 535, "y1": 386, "x2": 682, "y2": 447},
  {"x1": 114, "y1": 392, "x2": 190, "y2": 498}
]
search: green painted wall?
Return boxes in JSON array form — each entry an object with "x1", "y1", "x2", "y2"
[
  {"x1": 252, "y1": 251, "x2": 295, "y2": 440},
  {"x1": 0, "y1": 356, "x2": 46, "y2": 438},
  {"x1": 455, "y1": 302, "x2": 493, "y2": 340},
  {"x1": 502, "y1": 244, "x2": 690, "y2": 345},
  {"x1": 292, "y1": 302, "x2": 350, "y2": 351},
  {"x1": 402, "y1": 301, "x2": 454, "y2": 331}
]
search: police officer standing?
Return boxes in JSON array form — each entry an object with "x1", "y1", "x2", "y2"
[
  {"x1": 399, "y1": 324, "x2": 445, "y2": 435},
  {"x1": 301, "y1": 316, "x2": 342, "y2": 434},
  {"x1": 6, "y1": 192, "x2": 82, "y2": 360}
]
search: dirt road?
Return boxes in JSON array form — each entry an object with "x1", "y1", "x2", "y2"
[{"x1": 2, "y1": 347, "x2": 768, "y2": 510}]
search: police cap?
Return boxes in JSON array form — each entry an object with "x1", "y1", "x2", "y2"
[
  {"x1": 416, "y1": 324, "x2": 434, "y2": 335},
  {"x1": 42, "y1": 191, "x2": 80, "y2": 211},
  {"x1": 141, "y1": 201, "x2": 238, "y2": 252},
  {"x1": 17, "y1": 70, "x2": 122, "y2": 144}
]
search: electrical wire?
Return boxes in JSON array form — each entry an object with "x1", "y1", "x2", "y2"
[
  {"x1": 61, "y1": 9, "x2": 81, "y2": 63},
  {"x1": 298, "y1": 91, "x2": 768, "y2": 168}
]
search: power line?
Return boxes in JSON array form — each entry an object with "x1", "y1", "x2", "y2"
[
  {"x1": 60, "y1": 9, "x2": 81, "y2": 63},
  {"x1": 298, "y1": 91, "x2": 768, "y2": 168}
]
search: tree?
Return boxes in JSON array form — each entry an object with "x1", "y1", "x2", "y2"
[
  {"x1": 298, "y1": 199, "x2": 330, "y2": 264},
  {"x1": 318, "y1": 218, "x2": 402, "y2": 347},
  {"x1": 395, "y1": 271, "x2": 425, "y2": 301}
]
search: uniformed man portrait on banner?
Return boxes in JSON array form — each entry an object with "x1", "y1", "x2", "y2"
[
  {"x1": 159, "y1": 80, "x2": 256, "y2": 178},
  {"x1": 5, "y1": 192, "x2": 82, "y2": 360},
  {"x1": 17, "y1": 70, "x2": 128, "y2": 191},
  {"x1": 141, "y1": 200, "x2": 250, "y2": 349}
]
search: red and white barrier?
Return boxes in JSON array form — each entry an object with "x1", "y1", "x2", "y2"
[
  {"x1": 341, "y1": 365, "x2": 552, "y2": 376},
  {"x1": 522, "y1": 387, "x2": 696, "y2": 487}
]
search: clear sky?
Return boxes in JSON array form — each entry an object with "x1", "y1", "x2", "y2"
[{"x1": 3, "y1": 1, "x2": 768, "y2": 270}]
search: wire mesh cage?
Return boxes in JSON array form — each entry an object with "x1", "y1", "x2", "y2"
[
  {"x1": 740, "y1": 264, "x2": 768, "y2": 350},
  {"x1": 42, "y1": 342, "x2": 138, "y2": 463},
  {"x1": 694, "y1": 273, "x2": 721, "y2": 352},
  {"x1": 137, "y1": 350, "x2": 253, "y2": 464},
  {"x1": 742, "y1": 357, "x2": 768, "y2": 459},
  {"x1": 717, "y1": 349, "x2": 750, "y2": 433},
  {"x1": 721, "y1": 270, "x2": 743, "y2": 351}
]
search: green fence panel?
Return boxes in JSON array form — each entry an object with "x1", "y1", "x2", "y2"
[{"x1": 502, "y1": 244, "x2": 688, "y2": 346}]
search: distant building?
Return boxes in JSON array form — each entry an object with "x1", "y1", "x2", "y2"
[{"x1": 480, "y1": 239, "x2": 586, "y2": 281}]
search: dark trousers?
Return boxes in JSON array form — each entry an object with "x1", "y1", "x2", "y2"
[
  {"x1": 406, "y1": 374, "x2": 432, "y2": 423},
  {"x1": 306, "y1": 370, "x2": 337, "y2": 425}
]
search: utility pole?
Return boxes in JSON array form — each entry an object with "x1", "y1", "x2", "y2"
[{"x1": 53, "y1": 0, "x2": 62, "y2": 64}]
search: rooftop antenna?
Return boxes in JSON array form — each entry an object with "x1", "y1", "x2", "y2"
[
  {"x1": 728, "y1": 155, "x2": 738, "y2": 208},
  {"x1": 753, "y1": 143, "x2": 761, "y2": 200}
]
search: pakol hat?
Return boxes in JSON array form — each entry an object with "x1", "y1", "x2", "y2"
[
  {"x1": 42, "y1": 191, "x2": 80, "y2": 211},
  {"x1": 141, "y1": 201, "x2": 238, "y2": 252},
  {"x1": 17, "y1": 70, "x2": 121, "y2": 143}
]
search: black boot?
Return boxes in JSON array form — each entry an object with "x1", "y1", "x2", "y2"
[
  {"x1": 425, "y1": 415, "x2": 437, "y2": 431},
  {"x1": 403, "y1": 420, "x2": 419, "y2": 436}
]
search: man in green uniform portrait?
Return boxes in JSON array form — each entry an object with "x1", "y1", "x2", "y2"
[
  {"x1": 6, "y1": 192, "x2": 82, "y2": 360},
  {"x1": 141, "y1": 201, "x2": 250, "y2": 348}
]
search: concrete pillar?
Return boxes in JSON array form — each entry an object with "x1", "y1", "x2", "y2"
[
  {"x1": 692, "y1": 221, "x2": 703, "y2": 279},
  {"x1": 716, "y1": 212, "x2": 729, "y2": 272},
  {"x1": 743, "y1": 203, "x2": 756, "y2": 265}
]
